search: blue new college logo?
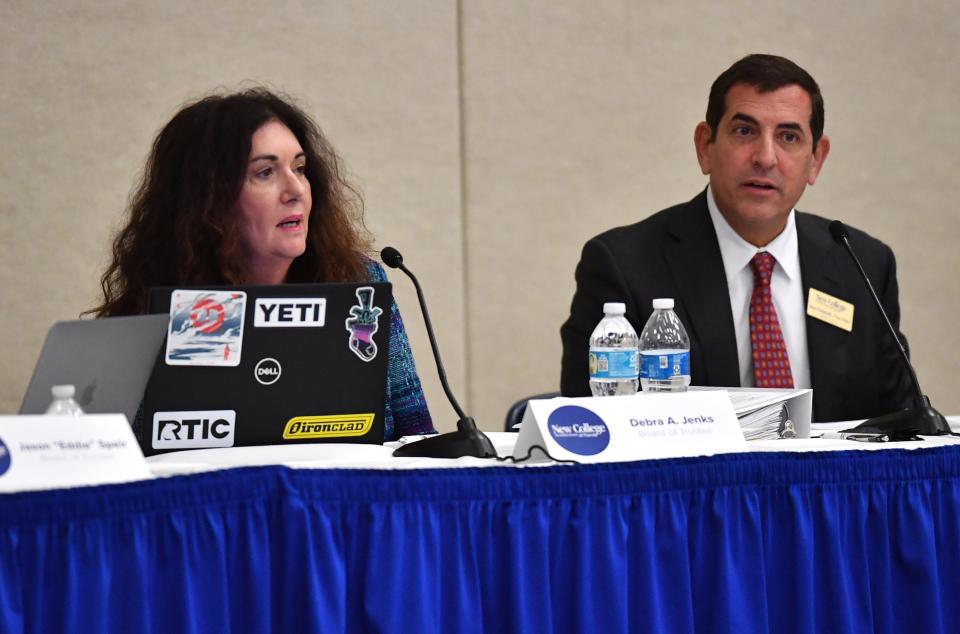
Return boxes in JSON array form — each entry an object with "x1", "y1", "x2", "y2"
[
  {"x1": 0, "y1": 437, "x2": 10, "y2": 477},
  {"x1": 547, "y1": 406, "x2": 610, "y2": 455}
]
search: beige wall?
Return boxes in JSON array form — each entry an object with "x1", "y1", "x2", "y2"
[{"x1": 2, "y1": 1, "x2": 958, "y2": 431}]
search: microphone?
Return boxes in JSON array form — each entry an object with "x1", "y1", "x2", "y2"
[
  {"x1": 380, "y1": 246, "x2": 497, "y2": 458},
  {"x1": 828, "y1": 221, "x2": 951, "y2": 437}
]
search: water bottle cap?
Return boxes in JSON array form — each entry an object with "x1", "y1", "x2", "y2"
[
  {"x1": 652, "y1": 298, "x2": 674, "y2": 310},
  {"x1": 602, "y1": 302, "x2": 626, "y2": 315},
  {"x1": 51, "y1": 384, "x2": 75, "y2": 398}
]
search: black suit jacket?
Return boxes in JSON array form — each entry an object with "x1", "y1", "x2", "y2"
[{"x1": 560, "y1": 190, "x2": 914, "y2": 422}]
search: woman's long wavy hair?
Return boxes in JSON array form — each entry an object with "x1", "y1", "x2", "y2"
[{"x1": 92, "y1": 88, "x2": 370, "y2": 317}]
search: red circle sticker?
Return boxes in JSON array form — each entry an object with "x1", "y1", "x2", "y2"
[{"x1": 190, "y1": 299, "x2": 225, "y2": 334}]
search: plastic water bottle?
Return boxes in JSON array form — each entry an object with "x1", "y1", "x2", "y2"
[
  {"x1": 639, "y1": 298, "x2": 691, "y2": 392},
  {"x1": 45, "y1": 385, "x2": 84, "y2": 416},
  {"x1": 588, "y1": 302, "x2": 640, "y2": 396}
]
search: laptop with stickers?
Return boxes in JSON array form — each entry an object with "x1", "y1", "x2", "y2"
[
  {"x1": 141, "y1": 282, "x2": 391, "y2": 457},
  {"x1": 19, "y1": 314, "x2": 170, "y2": 424}
]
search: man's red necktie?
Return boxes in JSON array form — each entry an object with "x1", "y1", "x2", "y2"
[{"x1": 749, "y1": 252, "x2": 794, "y2": 389}]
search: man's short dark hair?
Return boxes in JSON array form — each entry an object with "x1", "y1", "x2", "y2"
[{"x1": 706, "y1": 54, "x2": 824, "y2": 151}]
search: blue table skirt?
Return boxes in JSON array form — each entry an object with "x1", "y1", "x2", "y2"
[{"x1": 1, "y1": 446, "x2": 959, "y2": 633}]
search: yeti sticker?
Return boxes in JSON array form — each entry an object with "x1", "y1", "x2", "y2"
[{"x1": 345, "y1": 287, "x2": 383, "y2": 362}]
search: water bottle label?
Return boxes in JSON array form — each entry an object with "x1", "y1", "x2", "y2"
[
  {"x1": 640, "y1": 351, "x2": 690, "y2": 381},
  {"x1": 589, "y1": 348, "x2": 639, "y2": 380}
]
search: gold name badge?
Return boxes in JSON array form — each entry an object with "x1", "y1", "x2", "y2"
[{"x1": 806, "y1": 288, "x2": 854, "y2": 332}]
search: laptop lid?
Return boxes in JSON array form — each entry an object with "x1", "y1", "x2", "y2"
[
  {"x1": 141, "y1": 282, "x2": 391, "y2": 456},
  {"x1": 19, "y1": 315, "x2": 170, "y2": 424}
]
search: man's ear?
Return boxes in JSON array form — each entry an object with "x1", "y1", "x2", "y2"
[
  {"x1": 808, "y1": 134, "x2": 830, "y2": 185},
  {"x1": 694, "y1": 122, "x2": 713, "y2": 175}
]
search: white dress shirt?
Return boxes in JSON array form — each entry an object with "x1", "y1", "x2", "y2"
[{"x1": 705, "y1": 186, "x2": 811, "y2": 389}]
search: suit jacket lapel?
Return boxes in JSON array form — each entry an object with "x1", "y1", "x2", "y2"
[
  {"x1": 797, "y1": 212, "x2": 849, "y2": 417},
  {"x1": 662, "y1": 191, "x2": 741, "y2": 387}
]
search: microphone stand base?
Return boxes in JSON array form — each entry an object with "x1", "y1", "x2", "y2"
[
  {"x1": 849, "y1": 406, "x2": 953, "y2": 438},
  {"x1": 392, "y1": 419, "x2": 497, "y2": 459}
]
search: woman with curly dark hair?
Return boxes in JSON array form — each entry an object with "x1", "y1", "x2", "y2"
[{"x1": 93, "y1": 88, "x2": 434, "y2": 441}]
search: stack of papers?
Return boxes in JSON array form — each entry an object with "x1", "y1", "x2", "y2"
[{"x1": 689, "y1": 387, "x2": 808, "y2": 440}]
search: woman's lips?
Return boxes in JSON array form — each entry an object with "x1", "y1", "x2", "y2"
[{"x1": 277, "y1": 215, "x2": 304, "y2": 230}]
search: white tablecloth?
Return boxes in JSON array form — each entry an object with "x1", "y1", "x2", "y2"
[{"x1": 145, "y1": 417, "x2": 960, "y2": 477}]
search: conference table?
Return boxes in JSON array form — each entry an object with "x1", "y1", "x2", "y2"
[{"x1": 2, "y1": 427, "x2": 960, "y2": 633}]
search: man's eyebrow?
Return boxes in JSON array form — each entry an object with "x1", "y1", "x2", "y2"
[
  {"x1": 730, "y1": 113, "x2": 804, "y2": 132},
  {"x1": 730, "y1": 113, "x2": 759, "y2": 126}
]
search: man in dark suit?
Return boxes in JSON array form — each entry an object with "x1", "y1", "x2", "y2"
[{"x1": 560, "y1": 54, "x2": 913, "y2": 422}]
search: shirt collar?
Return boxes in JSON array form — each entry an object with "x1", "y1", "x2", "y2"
[{"x1": 705, "y1": 185, "x2": 800, "y2": 281}]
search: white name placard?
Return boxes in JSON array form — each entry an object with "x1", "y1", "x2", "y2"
[
  {"x1": 512, "y1": 391, "x2": 747, "y2": 463},
  {"x1": 0, "y1": 415, "x2": 153, "y2": 493}
]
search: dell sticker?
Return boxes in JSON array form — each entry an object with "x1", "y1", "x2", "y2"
[
  {"x1": 152, "y1": 410, "x2": 236, "y2": 450},
  {"x1": 254, "y1": 358, "x2": 282, "y2": 385},
  {"x1": 345, "y1": 286, "x2": 382, "y2": 362},
  {"x1": 254, "y1": 298, "x2": 326, "y2": 327}
]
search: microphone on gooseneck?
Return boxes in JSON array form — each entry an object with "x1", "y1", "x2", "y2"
[
  {"x1": 828, "y1": 220, "x2": 951, "y2": 436},
  {"x1": 380, "y1": 247, "x2": 497, "y2": 458}
]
